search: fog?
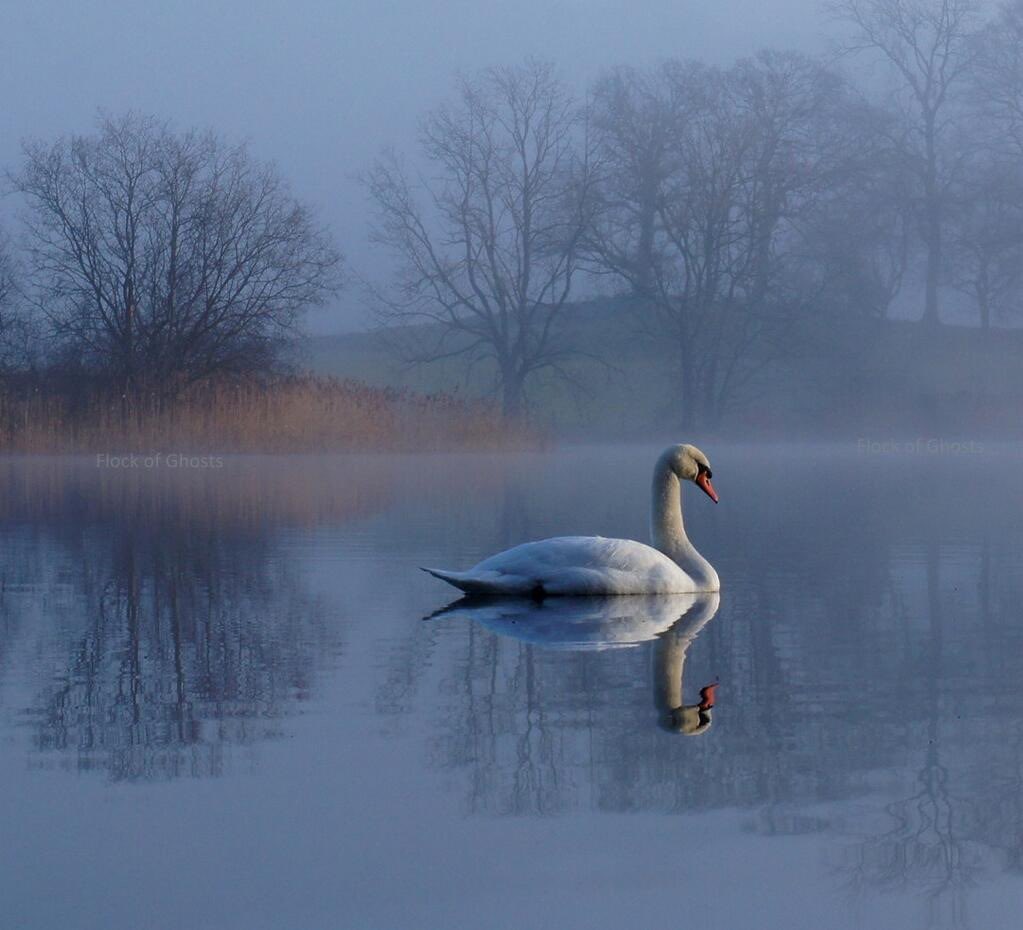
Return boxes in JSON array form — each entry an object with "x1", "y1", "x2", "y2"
[
  {"x1": 2, "y1": 0, "x2": 1021, "y2": 439},
  {"x1": 5, "y1": 8, "x2": 1023, "y2": 926},
  {"x1": 1, "y1": 0, "x2": 825, "y2": 332}
]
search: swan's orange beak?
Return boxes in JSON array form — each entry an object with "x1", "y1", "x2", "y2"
[
  {"x1": 695, "y1": 472, "x2": 718, "y2": 503},
  {"x1": 699, "y1": 682, "x2": 718, "y2": 710}
]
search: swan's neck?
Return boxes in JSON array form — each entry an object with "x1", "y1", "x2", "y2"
[{"x1": 650, "y1": 455, "x2": 719, "y2": 591}]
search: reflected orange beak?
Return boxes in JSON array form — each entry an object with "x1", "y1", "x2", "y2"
[
  {"x1": 695, "y1": 472, "x2": 718, "y2": 503},
  {"x1": 699, "y1": 682, "x2": 718, "y2": 710}
]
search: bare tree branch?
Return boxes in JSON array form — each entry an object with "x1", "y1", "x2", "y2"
[
  {"x1": 588, "y1": 52, "x2": 868, "y2": 427},
  {"x1": 364, "y1": 60, "x2": 595, "y2": 419},
  {"x1": 11, "y1": 112, "x2": 342, "y2": 398},
  {"x1": 827, "y1": 0, "x2": 983, "y2": 326}
]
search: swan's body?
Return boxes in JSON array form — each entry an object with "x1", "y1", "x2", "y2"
[
  {"x1": 424, "y1": 444, "x2": 720, "y2": 597},
  {"x1": 424, "y1": 536, "x2": 707, "y2": 596}
]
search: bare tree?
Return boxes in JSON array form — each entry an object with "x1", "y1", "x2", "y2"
[
  {"x1": 828, "y1": 0, "x2": 983, "y2": 327},
  {"x1": 798, "y1": 156, "x2": 913, "y2": 324},
  {"x1": 0, "y1": 231, "x2": 12, "y2": 313},
  {"x1": 794, "y1": 90, "x2": 917, "y2": 319},
  {"x1": 971, "y1": 0, "x2": 1023, "y2": 158},
  {"x1": 589, "y1": 52, "x2": 861, "y2": 427},
  {"x1": 365, "y1": 60, "x2": 595, "y2": 419},
  {"x1": 13, "y1": 113, "x2": 341, "y2": 398},
  {"x1": 0, "y1": 227, "x2": 38, "y2": 373},
  {"x1": 949, "y1": 1, "x2": 1023, "y2": 329},
  {"x1": 0, "y1": 229, "x2": 14, "y2": 350},
  {"x1": 945, "y1": 155, "x2": 1023, "y2": 329},
  {"x1": 588, "y1": 66, "x2": 682, "y2": 298}
]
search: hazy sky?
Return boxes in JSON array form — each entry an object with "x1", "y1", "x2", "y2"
[{"x1": 1, "y1": 0, "x2": 828, "y2": 331}]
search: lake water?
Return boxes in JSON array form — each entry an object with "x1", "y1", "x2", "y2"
[{"x1": 1, "y1": 444, "x2": 1022, "y2": 930}]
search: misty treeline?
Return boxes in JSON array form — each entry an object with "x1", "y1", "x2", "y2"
[
  {"x1": 3, "y1": 0, "x2": 1023, "y2": 434},
  {"x1": 367, "y1": 0, "x2": 1023, "y2": 426},
  {"x1": 0, "y1": 117, "x2": 520, "y2": 451},
  {"x1": 0, "y1": 113, "x2": 342, "y2": 410}
]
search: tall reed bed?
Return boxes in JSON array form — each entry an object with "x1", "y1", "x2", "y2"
[{"x1": 0, "y1": 376, "x2": 528, "y2": 452}]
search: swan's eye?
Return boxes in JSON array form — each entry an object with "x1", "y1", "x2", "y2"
[{"x1": 700, "y1": 465, "x2": 712, "y2": 479}]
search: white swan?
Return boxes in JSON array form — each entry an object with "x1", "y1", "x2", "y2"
[{"x1": 423, "y1": 444, "x2": 720, "y2": 596}]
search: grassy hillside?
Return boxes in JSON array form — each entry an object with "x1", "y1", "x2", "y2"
[
  {"x1": 300, "y1": 301, "x2": 1023, "y2": 438},
  {"x1": 301, "y1": 301, "x2": 680, "y2": 437}
]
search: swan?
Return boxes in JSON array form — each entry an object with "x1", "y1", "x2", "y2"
[{"x1": 423, "y1": 444, "x2": 720, "y2": 596}]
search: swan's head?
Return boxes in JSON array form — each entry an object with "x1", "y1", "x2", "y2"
[
  {"x1": 660, "y1": 682, "x2": 718, "y2": 736},
  {"x1": 667, "y1": 444, "x2": 718, "y2": 503}
]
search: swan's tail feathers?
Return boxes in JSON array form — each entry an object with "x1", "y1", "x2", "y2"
[
  {"x1": 421, "y1": 567, "x2": 477, "y2": 592},
  {"x1": 420, "y1": 566, "x2": 530, "y2": 596}
]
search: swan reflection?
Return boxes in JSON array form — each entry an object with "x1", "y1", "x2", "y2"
[{"x1": 430, "y1": 592, "x2": 720, "y2": 735}]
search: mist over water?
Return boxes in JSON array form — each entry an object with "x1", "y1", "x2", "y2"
[
  {"x1": 0, "y1": 0, "x2": 825, "y2": 328},
  {"x1": 1, "y1": 445, "x2": 1022, "y2": 929}
]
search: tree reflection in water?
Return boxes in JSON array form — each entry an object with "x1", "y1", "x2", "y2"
[
  {"x1": 0, "y1": 460, "x2": 340, "y2": 781},
  {"x1": 830, "y1": 534, "x2": 1023, "y2": 930}
]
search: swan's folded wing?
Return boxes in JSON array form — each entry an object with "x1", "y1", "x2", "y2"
[
  {"x1": 420, "y1": 567, "x2": 537, "y2": 595},
  {"x1": 475, "y1": 536, "x2": 664, "y2": 573},
  {"x1": 471, "y1": 537, "x2": 695, "y2": 595}
]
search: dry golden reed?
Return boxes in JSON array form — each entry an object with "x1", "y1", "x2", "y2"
[{"x1": 0, "y1": 376, "x2": 530, "y2": 453}]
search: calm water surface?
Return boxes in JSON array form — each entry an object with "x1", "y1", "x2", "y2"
[{"x1": 1, "y1": 445, "x2": 1022, "y2": 930}]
